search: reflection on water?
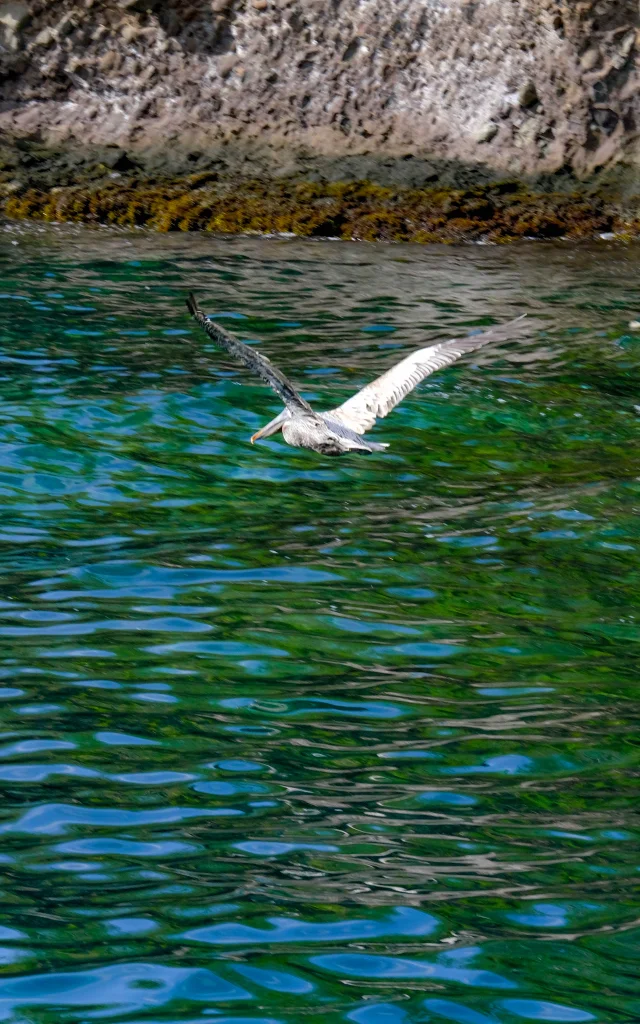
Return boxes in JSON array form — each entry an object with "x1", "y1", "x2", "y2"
[{"x1": 0, "y1": 221, "x2": 639, "y2": 1023}]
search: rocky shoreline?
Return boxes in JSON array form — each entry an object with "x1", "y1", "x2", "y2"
[
  {"x1": 2, "y1": 164, "x2": 635, "y2": 243},
  {"x1": 1, "y1": 0, "x2": 639, "y2": 242}
]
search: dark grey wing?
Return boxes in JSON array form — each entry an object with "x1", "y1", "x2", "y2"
[
  {"x1": 330, "y1": 315, "x2": 528, "y2": 435},
  {"x1": 186, "y1": 293, "x2": 314, "y2": 416}
]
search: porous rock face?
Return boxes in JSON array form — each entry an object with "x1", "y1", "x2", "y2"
[{"x1": 0, "y1": 0, "x2": 638, "y2": 189}]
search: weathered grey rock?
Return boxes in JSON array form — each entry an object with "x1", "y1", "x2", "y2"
[
  {"x1": 217, "y1": 53, "x2": 237, "y2": 78},
  {"x1": 54, "y1": 13, "x2": 75, "y2": 39},
  {"x1": 518, "y1": 81, "x2": 539, "y2": 109},
  {"x1": 0, "y1": 0, "x2": 28, "y2": 50},
  {"x1": 580, "y1": 49, "x2": 599, "y2": 72},
  {"x1": 98, "y1": 50, "x2": 121, "y2": 73},
  {"x1": 120, "y1": 22, "x2": 139, "y2": 44},
  {"x1": 0, "y1": 2, "x2": 29, "y2": 31},
  {"x1": 33, "y1": 26, "x2": 54, "y2": 47},
  {"x1": 0, "y1": 0, "x2": 639, "y2": 186},
  {"x1": 118, "y1": 0, "x2": 162, "y2": 10},
  {"x1": 475, "y1": 122, "x2": 499, "y2": 144},
  {"x1": 0, "y1": 178, "x2": 22, "y2": 194}
]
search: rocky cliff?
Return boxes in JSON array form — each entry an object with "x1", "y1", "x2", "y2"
[{"x1": 1, "y1": 0, "x2": 639, "y2": 238}]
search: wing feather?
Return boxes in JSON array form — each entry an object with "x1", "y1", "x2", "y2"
[
  {"x1": 330, "y1": 315, "x2": 529, "y2": 435},
  {"x1": 186, "y1": 293, "x2": 313, "y2": 416}
]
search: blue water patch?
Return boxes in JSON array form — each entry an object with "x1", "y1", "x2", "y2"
[
  {"x1": 234, "y1": 841, "x2": 338, "y2": 856},
  {"x1": 506, "y1": 903, "x2": 568, "y2": 928},
  {"x1": 212, "y1": 759, "x2": 266, "y2": 773},
  {"x1": 285, "y1": 697, "x2": 407, "y2": 719},
  {"x1": 0, "y1": 802, "x2": 232, "y2": 835},
  {"x1": 0, "y1": 963, "x2": 249, "y2": 1015},
  {"x1": 499, "y1": 999, "x2": 594, "y2": 1021},
  {"x1": 387, "y1": 641, "x2": 462, "y2": 659},
  {"x1": 184, "y1": 907, "x2": 438, "y2": 945},
  {"x1": 442, "y1": 755, "x2": 532, "y2": 776},
  {"x1": 113, "y1": 770, "x2": 196, "y2": 785},
  {"x1": 348, "y1": 1004, "x2": 409, "y2": 1023},
  {"x1": 57, "y1": 837, "x2": 199, "y2": 857},
  {"x1": 0, "y1": 763, "x2": 99, "y2": 782},
  {"x1": 193, "y1": 781, "x2": 268, "y2": 796},
  {"x1": 313, "y1": 950, "x2": 514, "y2": 988},
  {"x1": 477, "y1": 687, "x2": 555, "y2": 696},
  {"x1": 544, "y1": 830, "x2": 594, "y2": 842},
  {"x1": 423, "y1": 999, "x2": 500, "y2": 1024},
  {"x1": 95, "y1": 731, "x2": 159, "y2": 746},
  {"x1": 0, "y1": 738, "x2": 76, "y2": 757},
  {"x1": 147, "y1": 640, "x2": 289, "y2": 657},
  {"x1": 233, "y1": 964, "x2": 314, "y2": 994},
  {"x1": 64, "y1": 329, "x2": 104, "y2": 337},
  {"x1": 420, "y1": 791, "x2": 477, "y2": 806},
  {"x1": 106, "y1": 917, "x2": 157, "y2": 936},
  {"x1": 386, "y1": 586, "x2": 436, "y2": 599}
]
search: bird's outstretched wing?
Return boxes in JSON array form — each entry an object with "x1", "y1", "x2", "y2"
[
  {"x1": 330, "y1": 315, "x2": 529, "y2": 435},
  {"x1": 186, "y1": 293, "x2": 314, "y2": 416}
]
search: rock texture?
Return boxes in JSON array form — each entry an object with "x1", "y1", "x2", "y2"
[{"x1": 0, "y1": 0, "x2": 639, "y2": 188}]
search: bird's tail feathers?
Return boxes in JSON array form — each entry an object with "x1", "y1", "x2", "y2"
[{"x1": 343, "y1": 438, "x2": 389, "y2": 453}]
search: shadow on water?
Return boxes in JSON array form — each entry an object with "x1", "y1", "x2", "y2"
[{"x1": 0, "y1": 220, "x2": 639, "y2": 1022}]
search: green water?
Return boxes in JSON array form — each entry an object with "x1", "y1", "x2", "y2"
[{"x1": 0, "y1": 221, "x2": 639, "y2": 1024}]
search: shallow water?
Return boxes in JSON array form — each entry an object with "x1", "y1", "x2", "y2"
[{"x1": 0, "y1": 221, "x2": 639, "y2": 1024}]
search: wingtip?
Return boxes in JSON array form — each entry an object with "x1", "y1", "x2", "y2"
[
  {"x1": 495, "y1": 313, "x2": 526, "y2": 327},
  {"x1": 186, "y1": 291, "x2": 199, "y2": 319}
]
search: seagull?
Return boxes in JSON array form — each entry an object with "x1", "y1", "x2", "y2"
[{"x1": 186, "y1": 293, "x2": 528, "y2": 456}]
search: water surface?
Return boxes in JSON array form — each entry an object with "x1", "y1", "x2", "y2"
[{"x1": 0, "y1": 221, "x2": 639, "y2": 1023}]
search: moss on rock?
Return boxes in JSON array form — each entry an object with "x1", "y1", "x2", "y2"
[{"x1": 2, "y1": 172, "x2": 634, "y2": 243}]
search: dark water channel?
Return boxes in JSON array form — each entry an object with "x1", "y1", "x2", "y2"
[{"x1": 0, "y1": 221, "x2": 639, "y2": 1023}]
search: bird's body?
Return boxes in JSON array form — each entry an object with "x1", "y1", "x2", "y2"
[
  {"x1": 282, "y1": 414, "x2": 367, "y2": 455},
  {"x1": 186, "y1": 293, "x2": 529, "y2": 456},
  {"x1": 281, "y1": 412, "x2": 388, "y2": 455}
]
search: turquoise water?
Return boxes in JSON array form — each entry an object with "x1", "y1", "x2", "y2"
[{"x1": 0, "y1": 221, "x2": 639, "y2": 1024}]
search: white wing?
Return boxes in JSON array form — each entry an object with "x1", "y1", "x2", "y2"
[{"x1": 330, "y1": 315, "x2": 528, "y2": 435}]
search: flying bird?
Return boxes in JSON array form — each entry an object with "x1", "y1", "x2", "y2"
[{"x1": 186, "y1": 293, "x2": 528, "y2": 456}]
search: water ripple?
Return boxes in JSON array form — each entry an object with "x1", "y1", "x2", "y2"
[{"x1": 0, "y1": 226, "x2": 637, "y2": 1023}]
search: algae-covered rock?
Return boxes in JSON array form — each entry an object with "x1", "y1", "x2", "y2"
[{"x1": 2, "y1": 173, "x2": 623, "y2": 243}]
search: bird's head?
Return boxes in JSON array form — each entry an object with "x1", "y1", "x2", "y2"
[{"x1": 250, "y1": 408, "x2": 291, "y2": 444}]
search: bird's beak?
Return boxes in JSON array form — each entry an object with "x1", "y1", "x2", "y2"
[
  {"x1": 250, "y1": 425, "x2": 269, "y2": 444},
  {"x1": 249, "y1": 410, "x2": 290, "y2": 445}
]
